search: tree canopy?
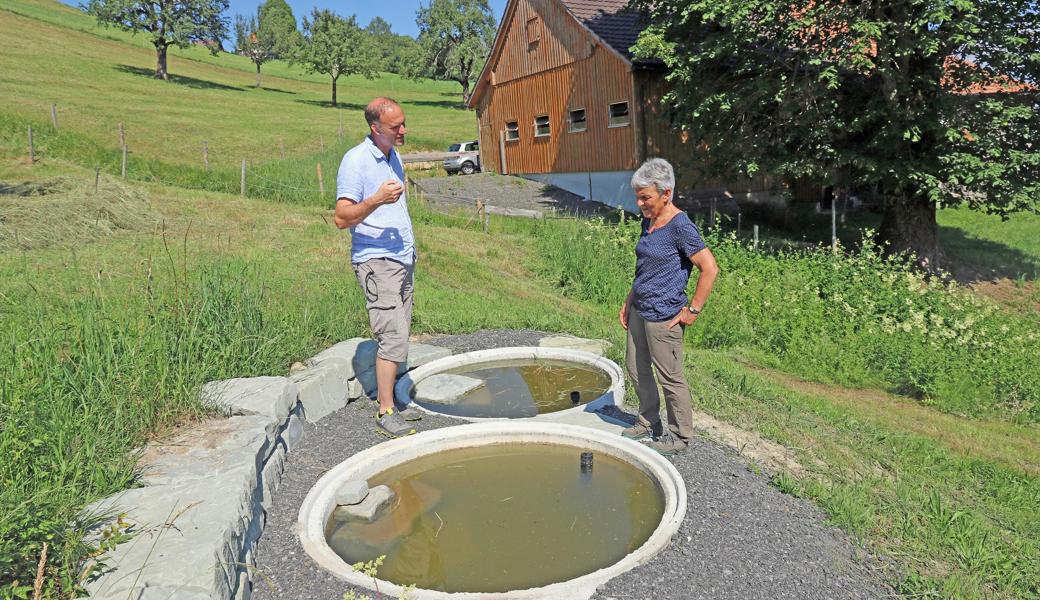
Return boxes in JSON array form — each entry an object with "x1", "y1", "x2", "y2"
[
  {"x1": 85, "y1": 0, "x2": 228, "y2": 80},
  {"x1": 257, "y1": 0, "x2": 300, "y2": 59},
  {"x1": 633, "y1": 0, "x2": 1040, "y2": 268},
  {"x1": 411, "y1": 0, "x2": 497, "y2": 102},
  {"x1": 295, "y1": 9, "x2": 377, "y2": 107},
  {"x1": 366, "y1": 16, "x2": 421, "y2": 75}
]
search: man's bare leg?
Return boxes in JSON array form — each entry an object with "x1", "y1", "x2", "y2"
[{"x1": 375, "y1": 356, "x2": 398, "y2": 414}]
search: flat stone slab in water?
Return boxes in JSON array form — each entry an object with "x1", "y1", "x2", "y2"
[
  {"x1": 336, "y1": 479, "x2": 369, "y2": 505},
  {"x1": 413, "y1": 373, "x2": 485, "y2": 404},
  {"x1": 333, "y1": 484, "x2": 395, "y2": 523}
]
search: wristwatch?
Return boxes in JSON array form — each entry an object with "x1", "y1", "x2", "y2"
[{"x1": 686, "y1": 305, "x2": 701, "y2": 315}]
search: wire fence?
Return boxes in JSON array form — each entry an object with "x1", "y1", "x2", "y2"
[{"x1": 10, "y1": 103, "x2": 832, "y2": 250}]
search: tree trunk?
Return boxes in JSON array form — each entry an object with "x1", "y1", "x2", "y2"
[
  {"x1": 331, "y1": 76, "x2": 338, "y2": 107},
  {"x1": 255, "y1": 63, "x2": 262, "y2": 88},
  {"x1": 460, "y1": 78, "x2": 470, "y2": 104},
  {"x1": 155, "y1": 43, "x2": 169, "y2": 80},
  {"x1": 877, "y1": 190, "x2": 943, "y2": 272}
]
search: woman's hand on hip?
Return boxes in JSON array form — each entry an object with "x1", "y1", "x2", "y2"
[{"x1": 667, "y1": 306, "x2": 699, "y2": 329}]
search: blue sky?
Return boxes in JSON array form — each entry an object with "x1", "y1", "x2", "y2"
[
  {"x1": 228, "y1": 0, "x2": 506, "y2": 37},
  {"x1": 63, "y1": 0, "x2": 506, "y2": 40}
]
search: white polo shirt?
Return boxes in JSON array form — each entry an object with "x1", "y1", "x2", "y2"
[{"x1": 336, "y1": 136, "x2": 415, "y2": 265}]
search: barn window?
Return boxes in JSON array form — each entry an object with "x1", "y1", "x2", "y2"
[
  {"x1": 608, "y1": 101, "x2": 630, "y2": 127},
  {"x1": 505, "y1": 121, "x2": 520, "y2": 141},
  {"x1": 568, "y1": 108, "x2": 587, "y2": 133},
  {"x1": 526, "y1": 16, "x2": 541, "y2": 48},
  {"x1": 534, "y1": 115, "x2": 551, "y2": 137}
]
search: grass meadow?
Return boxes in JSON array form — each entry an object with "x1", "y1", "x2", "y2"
[{"x1": 1, "y1": 1, "x2": 1038, "y2": 598}]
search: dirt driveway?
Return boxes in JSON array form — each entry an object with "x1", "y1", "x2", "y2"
[{"x1": 412, "y1": 173, "x2": 618, "y2": 218}]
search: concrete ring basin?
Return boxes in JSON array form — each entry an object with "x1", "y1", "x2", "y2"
[
  {"x1": 297, "y1": 421, "x2": 687, "y2": 600},
  {"x1": 394, "y1": 347, "x2": 625, "y2": 421}
]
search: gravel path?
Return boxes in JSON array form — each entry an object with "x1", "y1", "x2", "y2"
[
  {"x1": 413, "y1": 173, "x2": 617, "y2": 218},
  {"x1": 251, "y1": 331, "x2": 891, "y2": 599}
]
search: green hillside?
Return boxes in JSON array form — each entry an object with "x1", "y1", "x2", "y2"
[
  {"x1": 1, "y1": 2, "x2": 1038, "y2": 598},
  {"x1": 0, "y1": 0, "x2": 474, "y2": 173}
]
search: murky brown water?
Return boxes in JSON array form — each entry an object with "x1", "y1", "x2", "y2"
[
  {"x1": 326, "y1": 443, "x2": 665, "y2": 593},
  {"x1": 410, "y1": 359, "x2": 612, "y2": 418}
]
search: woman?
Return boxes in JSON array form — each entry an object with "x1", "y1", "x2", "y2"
[{"x1": 620, "y1": 158, "x2": 719, "y2": 455}]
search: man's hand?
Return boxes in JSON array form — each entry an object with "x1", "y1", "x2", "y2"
[
  {"x1": 619, "y1": 302, "x2": 629, "y2": 330},
  {"x1": 666, "y1": 306, "x2": 699, "y2": 329},
  {"x1": 376, "y1": 180, "x2": 403, "y2": 205}
]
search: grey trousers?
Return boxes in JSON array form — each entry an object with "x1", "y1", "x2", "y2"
[{"x1": 625, "y1": 307, "x2": 695, "y2": 441}]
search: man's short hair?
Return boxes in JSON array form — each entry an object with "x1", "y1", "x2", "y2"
[{"x1": 365, "y1": 97, "x2": 401, "y2": 126}]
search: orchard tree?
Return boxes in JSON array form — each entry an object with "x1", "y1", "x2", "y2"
[
  {"x1": 296, "y1": 9, "x2": 376, "y2": 107},
  {"x1": 365, "y1": 17, "x2": 420, "y2": 75},
  {"x1": 633, "y1": 0, "x2": 1040, "y2": 269},
  {"x1": 258, "y1": 0, "x2": 300, "y2": 58},
  {"x1": 235, "y1": 14, "x2": 275, "y2": 87},
  {"x1": 85, "y1": 0, "x2": 228, "y2": 80},
  {"x1": 412, "y1": 0, "x2": 496, "y2": 102}
]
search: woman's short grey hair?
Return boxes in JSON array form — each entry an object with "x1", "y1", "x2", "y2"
[{"x1": 630, "y1": 158, "x2": 675, "y2": 194}]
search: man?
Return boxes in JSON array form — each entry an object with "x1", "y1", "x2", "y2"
[{"x1": 335, "y1": 97, "x2": 420, "y2": 437}]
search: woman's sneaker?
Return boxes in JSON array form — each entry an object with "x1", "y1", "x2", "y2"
[
  {"x1": 621, "y1": 420, "x2": 661, "y2": 441},
  {"x1": 375, "y1": 408, "x2": 416, "y2": 438},
  {"x1": 647, "y1": 433, "x2": 688, "y2": 456}
]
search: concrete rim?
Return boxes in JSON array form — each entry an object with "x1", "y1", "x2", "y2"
[
  {"x1": 394, "y1": 347, "x2": 625, "y2": 422},
  {"x1": 297, "y1": 421, "x2": 687, "y2": 600}
]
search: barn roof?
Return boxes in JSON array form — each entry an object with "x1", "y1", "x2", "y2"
[{"x1": 559, "y1": 0, "x2": 644, "y2": 60}]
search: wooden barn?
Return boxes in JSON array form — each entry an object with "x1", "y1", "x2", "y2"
[{"x1": 466, "y1": 0, "x2": 771, "y2": 212}]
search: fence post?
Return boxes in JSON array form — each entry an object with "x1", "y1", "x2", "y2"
[
  {"x1": 753, "y1": 225, "x2": 759, "y2": 250},
  {"x1": 338, "y1": 116, "x2": 344, "y2": 143},
  {"x1": 118, "y1": 122, "x2": 125, "y2": 150},
  {"x1": 737, "y1": 211, "x2": 742, "y2": 237},
  {"x1": 27, "y1": 125, "x2": 34, "y2": 164},
  {"x1": 121, "y1": 144, "x2": 127, "y2": 179},
  {"x1": 831, "y1": 195, "x2": 837, "y2": 254},
  {"x1": 50, "y1": 104, "x2": 58, "y2": 129},
  {"x1": 203, "y1": 141, "x2": 209, "y2": 170},
  {"x1": 240, "y1": 159, "x2": 246, "y2": 197},
  {"x1": 320, "y1": 135, "x2": 325, "y2": 153},
  {"x1": 316, "y1": 162, "x2": 325, "y2": 198},
  {"x1": 95, "y1": 166, "x2": 100, "y2": 193},
  {"x1": 710, "y1": 197, "x2": 717, "y2": 230}
]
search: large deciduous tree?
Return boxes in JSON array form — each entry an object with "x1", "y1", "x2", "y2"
[
  {"x1": 257, "y1": 0, "x2": 300, "y2": 58},
  {"x1": 411, "y1": 0, "x2": 496, "y2": 102},
  {"x1": 295, "y1": 9, "x2": 376, "y2": 107},
  {"x1": 235, "y1": 14, "x2": 275, "y2": 87},
  {"x1": 633, "y1": 0, "x2": 1040, "y2": 269},
  {"x1": 85, "y1": 0, "x2": 229, "y2": 80},
  {"x1": 366, "y1": 17, "x2": 421, "y2": 75}
]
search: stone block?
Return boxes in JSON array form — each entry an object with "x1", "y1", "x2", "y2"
[
  {"x1": 279, "y1": 408, "x2": 304, "y2": 452},
  {"x1": 82, "y1": 415, "x2": 279, "y2": 600},
  {"x1": 356, "y1": 342, "x2": 452, "y2": 396},
  {"x1": 260, "y1": 443, "x2": 287, "y2": 510},
  {"x1": 332, "y1": 485, "x2": 395, "y2": 523},
  {"x1": 538, "y1": 335, "x2": 612, "y2": 356},
  {"x1": 200, "y1": 377, "x2": 298, "y2": 423},
  {"x1": 335, "y1": 479, "x2": 370, "y2": 505},
  {"x1": 346, "y1": 377, "x2": 365, "y2": 400},
  {"x1": 304, "y1": 337, "x2": 373, "y2": 379},
  {"x1": 413, "y1": 373, "x2": 484, "y2": 405},
  {"x1": 291, "y1": 362, "x2": 351, "y2": 423}
]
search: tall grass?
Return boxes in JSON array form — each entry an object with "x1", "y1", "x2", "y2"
[
  {"x1": 0, "y1": 255, "x2": 363, "y2": 593},
  {"x1": 535, "y1": 217, "x2": 1040, "y2": 423}
]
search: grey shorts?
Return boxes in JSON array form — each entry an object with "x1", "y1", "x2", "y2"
[{"x1": 353, "y1": 258, "x2": 414, "y2": 363}]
